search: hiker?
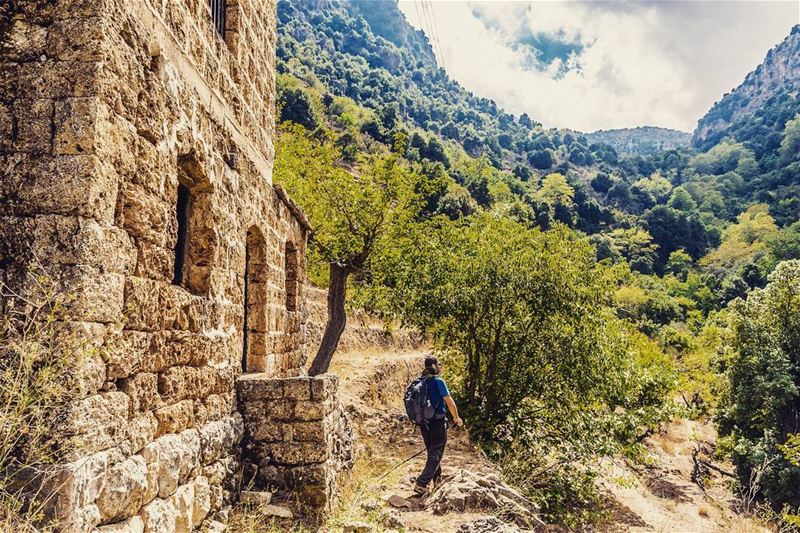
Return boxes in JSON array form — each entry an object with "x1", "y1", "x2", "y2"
[{"x1": 411, "y1": 355, "x2": 462, "y2": 495}]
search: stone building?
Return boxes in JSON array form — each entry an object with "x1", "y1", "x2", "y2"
[{"x1": 0, "y1": 0, "x2": 351, "y2": 530}]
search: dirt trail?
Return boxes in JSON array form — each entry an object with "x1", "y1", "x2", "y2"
[{"x1": 331, "y1": 349, "x2": 766, "y2": 532}]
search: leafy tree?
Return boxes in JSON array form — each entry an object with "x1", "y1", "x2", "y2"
[
  {"x1": 528, "y1": 149, "x2": 554, "y2": 170},
  {"x1": 379, "y1": 214, "x2": 674, "y2": 442},
  {"x1": 436, "y1": 183, "x2": 478, "y2": 219},
  {"x1": 643, "y1": 206, "x2": 714, "y2": 270},
  {"x1": 539, "y1": 173, "x2": 574, "y2": 208},
  {"x1": 701, "y1": 204, "x2": 777, "y2": 274},
  {"x1": 279, "y1": 86, "x2": 319, "y2": 129},
  {"x1": 779, "y1": 112, "x2": 800, "y2": 163},
  {"x1": 537, "y1": 173, "x2": 576, "y2": 226},
  {"x1": 665, "y1": 249, "x2": 693, "y2": 280},
  {"x1": 591, "y1": 228, "x2": 658, "y2": 274},
  {"x1": 766, "y1": 222, "x2": 800, "y2": 263},
  {"x1": 717, "y1": 260, "x2": 800, "y2": 509},
  {"x1": 590, "y1": 172, "x2": 613, "y2": 194},
  {"x1": 275, "y1": 124, "x2": 422, "y2": 374},
  {"x1": 667, "y1": 187, "x2": 698, "y2": 212},
  {"x1": 512, "y1": 165, "x2": 532, "y2": 182},
  {"x1": 633, "y1": 173, "x2": 673, "y2": 203}
]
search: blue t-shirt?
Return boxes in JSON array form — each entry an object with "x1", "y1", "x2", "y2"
[{"x1": 427, "y1": 376, "x2": 450, "y2": 415}]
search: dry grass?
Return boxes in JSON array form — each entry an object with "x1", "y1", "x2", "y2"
[
  {"x1": 0, "y1": 267, "x2": 98, "y2": 530},
  {"x1": 228, "y1": 445, "x2": 406, "y2": 532}
]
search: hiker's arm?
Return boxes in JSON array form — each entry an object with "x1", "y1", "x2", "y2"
[{"x1": 444, "y1": 396, "x2": 462, "y2": 426}]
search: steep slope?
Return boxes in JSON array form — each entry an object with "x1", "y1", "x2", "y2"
[
  {"x1": 692, "y1": 25, "x2": 800, "y2": 161},
  {"x1": 585, "y1": 127, "x2": 691, "y2": 155},
  {"x1": 276, "y1": 0, "x2": 610, "y2": 170}
]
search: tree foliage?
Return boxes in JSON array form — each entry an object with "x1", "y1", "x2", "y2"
[
  {"x1": 274, "y1": 123, "x2": 422, "y2": 374},
  {"x1": 717, "y1": 260, "x2": 800, "y2": 509}
]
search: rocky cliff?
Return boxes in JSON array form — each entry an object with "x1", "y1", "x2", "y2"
[
  {"x1": 584, "y1": 126, "x2": 691, "y2": 155},
  {"x1": 692, "y1": 25, "x2": 800, "y2": 150}
]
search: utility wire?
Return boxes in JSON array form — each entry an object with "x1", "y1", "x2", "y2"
[
  {"x1": 423, "y1": 0, "x2": 447, "y2": 71},
  {"x1": 421, "y1": 0, "x2": 442, "y2": 69},
  {"x1": 416, "y1": 0, "x2": 439, "y2": 69}
]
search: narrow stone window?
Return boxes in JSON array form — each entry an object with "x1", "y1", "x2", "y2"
[
  {"x1": 173, "y1": 155, "x2": 215, "y2": 296},
  {"x1": 172, "y1": 184, "x2": 191, "y2": 287},
  {"x1": 209, "y1": 0, "x2": 227, "y2": 37},
  {"x1": 243, "y1": 227, "x2": 268, "y2": 372},
  {"x1": 285, "y1": 241, "x2": 298, "y2": 312}
]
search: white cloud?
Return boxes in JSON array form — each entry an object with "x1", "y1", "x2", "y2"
[{"x1": 398, "y1": 1, "x2": 799, "y2": 133}]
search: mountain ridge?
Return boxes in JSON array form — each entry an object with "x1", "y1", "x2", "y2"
[
  {"x1": 692, "y1": 24, "x2": 800, "y2": 152},
  {"x1": 584, "y1": 126, "x2": 691, "y2": 155}
]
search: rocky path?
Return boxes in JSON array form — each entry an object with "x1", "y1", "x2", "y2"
[{"x1": 330, "y1": 350, "x2": 767, "y2": 532}]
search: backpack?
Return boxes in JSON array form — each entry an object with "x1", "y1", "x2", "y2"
[{"x1": 404, "y1": 375, "x2": 436, "y2": 425}]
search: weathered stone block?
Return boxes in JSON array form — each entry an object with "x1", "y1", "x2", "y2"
[
  {"x1": 48, "y1": 450, "x2": 110, "y2": 517},
  {"x1": 197, "y1": 415, "x2": 242, "y2": 466},
  {"x1": 17, "y1": 61, "x2": 100, "y2": 99},
  {"x1": 251, "y1": 421, "x2": 283, "y2": 443},
  {"x1": 54, "y1": 97, "x2": 99, "y2": 155},
  {"x1": 191, "y1": 475, "x2": 212, "y2": 525},
  {"x1": 310, "y1": 374, "x2": 338, "y2": 401},
  {"x1": 270, "y1": 442, "x2": 327, "y2": 465},
  {"x1": 267, "y1": 398, "x2": 296, "y2": 421},
  {"x1": 120, "y1": 372, "x2": 160, "y2": 413},
  {"x1": 47, "y1": 17, "x2": 106, "y2": 61},
  {"x1": 154, "y1": 399, "x2": 194, "y2": 436},
  {"x1": 96, "y1": 515, "x2": 144, "y2": 533},
  {"x1": 171, "y1": 481, "x2": 194, "y2": 533},
  {"x1": 104, "y1": 329, "x2": 150, "y2": 380},
  {"x1": 119, "y1": 181, "x2": 172, "y2": 247},
  {"x1": 122, "y1": 413, "x2": 159, "y2": 456},
  {"x1": 292, "y1": 421, "x2": 326, "y2": 444},
  {"x1": 96, "y1": 454, "x2": 148, "y2": 521},
  {"x1": 236, "y1": 374, "x2": 283, "y2": 401},
  {"x1": 16, "y1": 155, "x2": 118, "y2": 222},
  {"x1": 158, "y1": 366, "x2": 217, "y2": 402},
  {"x1": 203, "y1": 392, "x2": 235, "y2": 421},
  {"x1": 293, "y1": 400, "x2": 326, "y2": 422},
  {"x1": 1, "y1": 19, "x2": 48, "y2": 61},
  {"x1": 59, "y1": 392, "x2": 130, "y2": 455},
  {"x1": 13, "y1": 98, "x2": 53, "y2": 154},
  {"x1": 283, "y1": 377, "x2": 311, "y2": 401},
  {"x1": 139, "y1": 497, "x2": 176, "y2": 533}
]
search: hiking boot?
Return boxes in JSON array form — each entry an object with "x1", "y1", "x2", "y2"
[{"x1": 412, "y1": 483, "x2": 428, "y2": 496}]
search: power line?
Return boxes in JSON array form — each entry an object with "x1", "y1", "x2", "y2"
[
  {"x1": 424, "y1": 0, "x2": 447, "y2": 71},
  {"x1": 419, "y1": 0, "x2": 444, "y2": 70}
]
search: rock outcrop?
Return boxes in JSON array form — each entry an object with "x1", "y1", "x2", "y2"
[{"x1": 692, "y1": 25, "x2": 800, "y2": 149}]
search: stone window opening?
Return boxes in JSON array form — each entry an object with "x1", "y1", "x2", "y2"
[
  {"x1": 285, "y1": 241, "x2": 298, "y2": 312},
  {"x1": 243, "y1": 226, "x2": 268, "y2": 373},
  {"x1": 172, "y1": 155, "x2": 215, "y2": 296},
  {"x1": 172, "y1": 183, "x2": 191, "y2": 287},
  {"x1": 209, "y1": 0, "x2": 227, "y2": 37}
]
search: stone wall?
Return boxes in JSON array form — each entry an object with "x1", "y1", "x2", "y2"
[
  {"x1": 236, "y1": 374, "x2": 353, "y2": 520},
  {"x1": 305, "y1": 287, "x2": 424, "y2": 354},
  {"x1": 0, "y1": 0, "x2": 316, "y2": 531}
]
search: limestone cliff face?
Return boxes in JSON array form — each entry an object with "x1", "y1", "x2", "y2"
[{"x1": 692, "y1": 25, "x2": 800, "y2": 149}]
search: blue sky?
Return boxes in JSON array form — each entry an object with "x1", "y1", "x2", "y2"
[{"x1": 398, "y1": 1, "x2": 799, "y2": 133}]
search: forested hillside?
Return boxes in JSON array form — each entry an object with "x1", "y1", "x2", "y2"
[{"x1": 274, "y1": 1, "x2": 800, "y2": 528}]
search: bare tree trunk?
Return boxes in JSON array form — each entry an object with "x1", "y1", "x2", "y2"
[{"x1": 309, "y1": 262, "x2": 350, "y2": 376}]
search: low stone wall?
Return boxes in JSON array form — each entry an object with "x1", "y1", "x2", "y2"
[
  {"x1": 48, "y1": 414, "x2": 243, "y2": 533},
  {"x1": 305, "y1": 287, "x2": 423, "y2": 354},
  {"x1": 236, "y1": 374, "x2": 353, "y2": 520}
]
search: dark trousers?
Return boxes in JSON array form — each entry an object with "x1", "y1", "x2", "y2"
[{"x1": 417, "y1": 417, "x2": 447, "y2": 487}]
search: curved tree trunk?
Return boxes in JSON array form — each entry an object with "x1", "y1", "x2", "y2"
[{"x1": 308, "y1": 262, "x2": 350, "y2": 376}]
